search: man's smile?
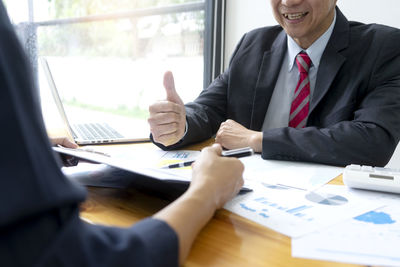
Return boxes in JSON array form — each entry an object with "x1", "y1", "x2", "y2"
[{"x1": 283, "y1": 12, "x2": 309, "y2": 20}]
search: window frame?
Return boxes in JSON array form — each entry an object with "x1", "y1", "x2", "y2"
[
  {"x1": 204, "y1": 0, "x2": 225, "y2": 88},
  {"x1": 15, "y1": 0, "x2": 225, "y2": 91}
]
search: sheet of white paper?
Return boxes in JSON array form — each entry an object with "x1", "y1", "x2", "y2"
[
  {"x1": 292, "y1": 186, "x2": 400, "y2": 266},
  {"x1": 224, "y1": 182, "x2": 381, "y2": 238},
  {"x1": 240, "y1": 155, "x2": 343, "y2": 191},
  {"x1": 87, "y1": 145, "x2": 199, "y2": 169},
  {"x1": 54, "y1": 146, "x2": 200, "y2": 182}
]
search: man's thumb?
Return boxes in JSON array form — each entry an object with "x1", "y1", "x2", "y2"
[{"x1": 164, "y1": 71, "x2": 183, "y2": 105}]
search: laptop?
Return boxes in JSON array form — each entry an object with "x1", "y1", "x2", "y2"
[{"x1": 40, "y1": 57, "x2": 150, "y2": 145}]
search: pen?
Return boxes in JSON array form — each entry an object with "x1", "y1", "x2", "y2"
[
  {"x1": 238, "y1": 187, "x2": 253, "y2": 194},
  {"x1": 163, "y1": 160, "x2": 195, "y2": 169},
  {"x1": 161, "y1": 147, "x2": 254, "y2": 169}
]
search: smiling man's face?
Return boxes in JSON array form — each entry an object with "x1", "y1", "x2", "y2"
[{"x1": 270, "y1": 0, "x2": 337, "y2": 49}]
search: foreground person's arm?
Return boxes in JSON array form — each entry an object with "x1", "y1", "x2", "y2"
[{"x1": 154, "y1": 144, "x2": 244, "y2": 264}]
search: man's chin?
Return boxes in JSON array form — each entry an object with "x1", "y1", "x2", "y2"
[{"x1": 285, "y1": 30, "x2": 306, "y2": 41}]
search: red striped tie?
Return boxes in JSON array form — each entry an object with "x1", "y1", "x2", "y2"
[{"x1": 289, "y1": 52, "x2": 312, "y2": 128}]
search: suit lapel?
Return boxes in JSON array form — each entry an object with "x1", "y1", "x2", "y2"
[
  {"x1": 250, "y1": 30, "x2": 287, "y2": 130},
  {"x1": 310, "y1": 7, "x2": 349, "y2": 114}
]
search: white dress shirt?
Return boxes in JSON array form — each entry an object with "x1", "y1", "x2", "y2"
[{"x1": 262, "y1": 11, "x2": 337, "y2": 130}]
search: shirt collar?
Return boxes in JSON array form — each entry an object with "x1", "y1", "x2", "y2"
[{"x1": 287, "y1": 10, "x2": 337, "y2": 71}]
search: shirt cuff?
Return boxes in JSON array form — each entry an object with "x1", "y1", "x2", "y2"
[{"x1": 181, "y1": 121, "x2": 188, "y2": 140}]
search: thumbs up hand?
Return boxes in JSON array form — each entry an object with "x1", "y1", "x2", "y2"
[
  {"x1": 164, "y1": 71, "x2": 184, "y2": 105},
  {"x1": 148, "y1": 71, "x2": 187, "y2": 146}
]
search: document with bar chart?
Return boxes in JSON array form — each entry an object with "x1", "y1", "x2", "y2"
[
  {"x1": 224, "y1": 182, "x2": 382, "y2": 238},
  {"x1": 292, "y1": 186, "x2": 400, "y2": 266}
]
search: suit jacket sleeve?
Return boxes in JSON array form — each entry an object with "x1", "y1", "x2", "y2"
[{"x1": 4, "y1": 207, "x2": 178, "y2": 267}]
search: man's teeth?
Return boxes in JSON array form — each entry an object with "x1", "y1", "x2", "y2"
[{"x1": 283, "y1": 12, "x2": 307, "y2": 20}]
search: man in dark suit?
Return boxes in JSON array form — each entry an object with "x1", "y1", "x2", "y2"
[
  {"x1": 148, "y1": 0, "x2": 400, "y2": 167},
  {"x1": 0, "y1": 2, "x2": 245, "y2": 266}
]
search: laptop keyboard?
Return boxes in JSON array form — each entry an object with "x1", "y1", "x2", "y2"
[{"x1": 73, "y1": 123, "x2": 124, "y2": 141}]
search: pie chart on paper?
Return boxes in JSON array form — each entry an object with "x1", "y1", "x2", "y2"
[{"x1": 305, "y1": 191, "x2": 348, "y2": 206}]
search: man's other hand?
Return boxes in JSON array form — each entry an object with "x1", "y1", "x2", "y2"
[{"x1": 215, "y1": 119, "x2": 262, "y2": 153}]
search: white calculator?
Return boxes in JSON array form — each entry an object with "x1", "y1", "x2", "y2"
[{"x1": 343, "y1": 164, "x2": 400, "y2": 194}]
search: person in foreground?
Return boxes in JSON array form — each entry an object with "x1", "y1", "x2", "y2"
[
  {"x1": 0, "y1": 3, "x2": 244, "y2": 266},
  {"x1": 148, "y1": 0, "x2": 400, "y2": 167}
]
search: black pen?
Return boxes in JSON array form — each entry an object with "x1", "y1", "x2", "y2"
[
  {"x1": 161, "y1": 147, "x2": 254, "y2": 169},
  {"x1": 163, "y1": 160, "x2": 195, "y2": 169}
]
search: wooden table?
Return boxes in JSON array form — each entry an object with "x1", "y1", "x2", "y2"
[{"x1": 76, "y1": 139, "x2": 364, "y2": 267}]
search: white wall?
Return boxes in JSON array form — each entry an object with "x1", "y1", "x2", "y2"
[{"x1": 224, "y1": 0, "x2": 400, "y2": 167}]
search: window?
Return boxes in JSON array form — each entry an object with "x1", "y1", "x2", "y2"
[{"x1": 3, "y1": 0, "x2": 224, "y2": 135}]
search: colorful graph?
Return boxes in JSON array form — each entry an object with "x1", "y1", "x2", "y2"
[
  {"x1": 305, "y1": 191, "x2": 348, "y2": 206},
  {"x1": 354, "y1": 211, "x2": 396, "y2": 225}
]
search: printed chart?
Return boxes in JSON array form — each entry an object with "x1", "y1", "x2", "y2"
[
  {"x1": 305, "y1": 191, "x2": 348, "y2": 206},
  {"x1": 292, "y1": 187, "x2": 400, "y2": 266},
  {"x1": 224, "y1": 182, "x2": 380, "y2": 237}
]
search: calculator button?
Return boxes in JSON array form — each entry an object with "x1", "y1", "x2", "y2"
[
  {"x1": 347, "y1": 164, "x2": 361, "y2": 170},
  {"x1": 361, "y1": 165, "x2": 374, "y2": 172}
]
